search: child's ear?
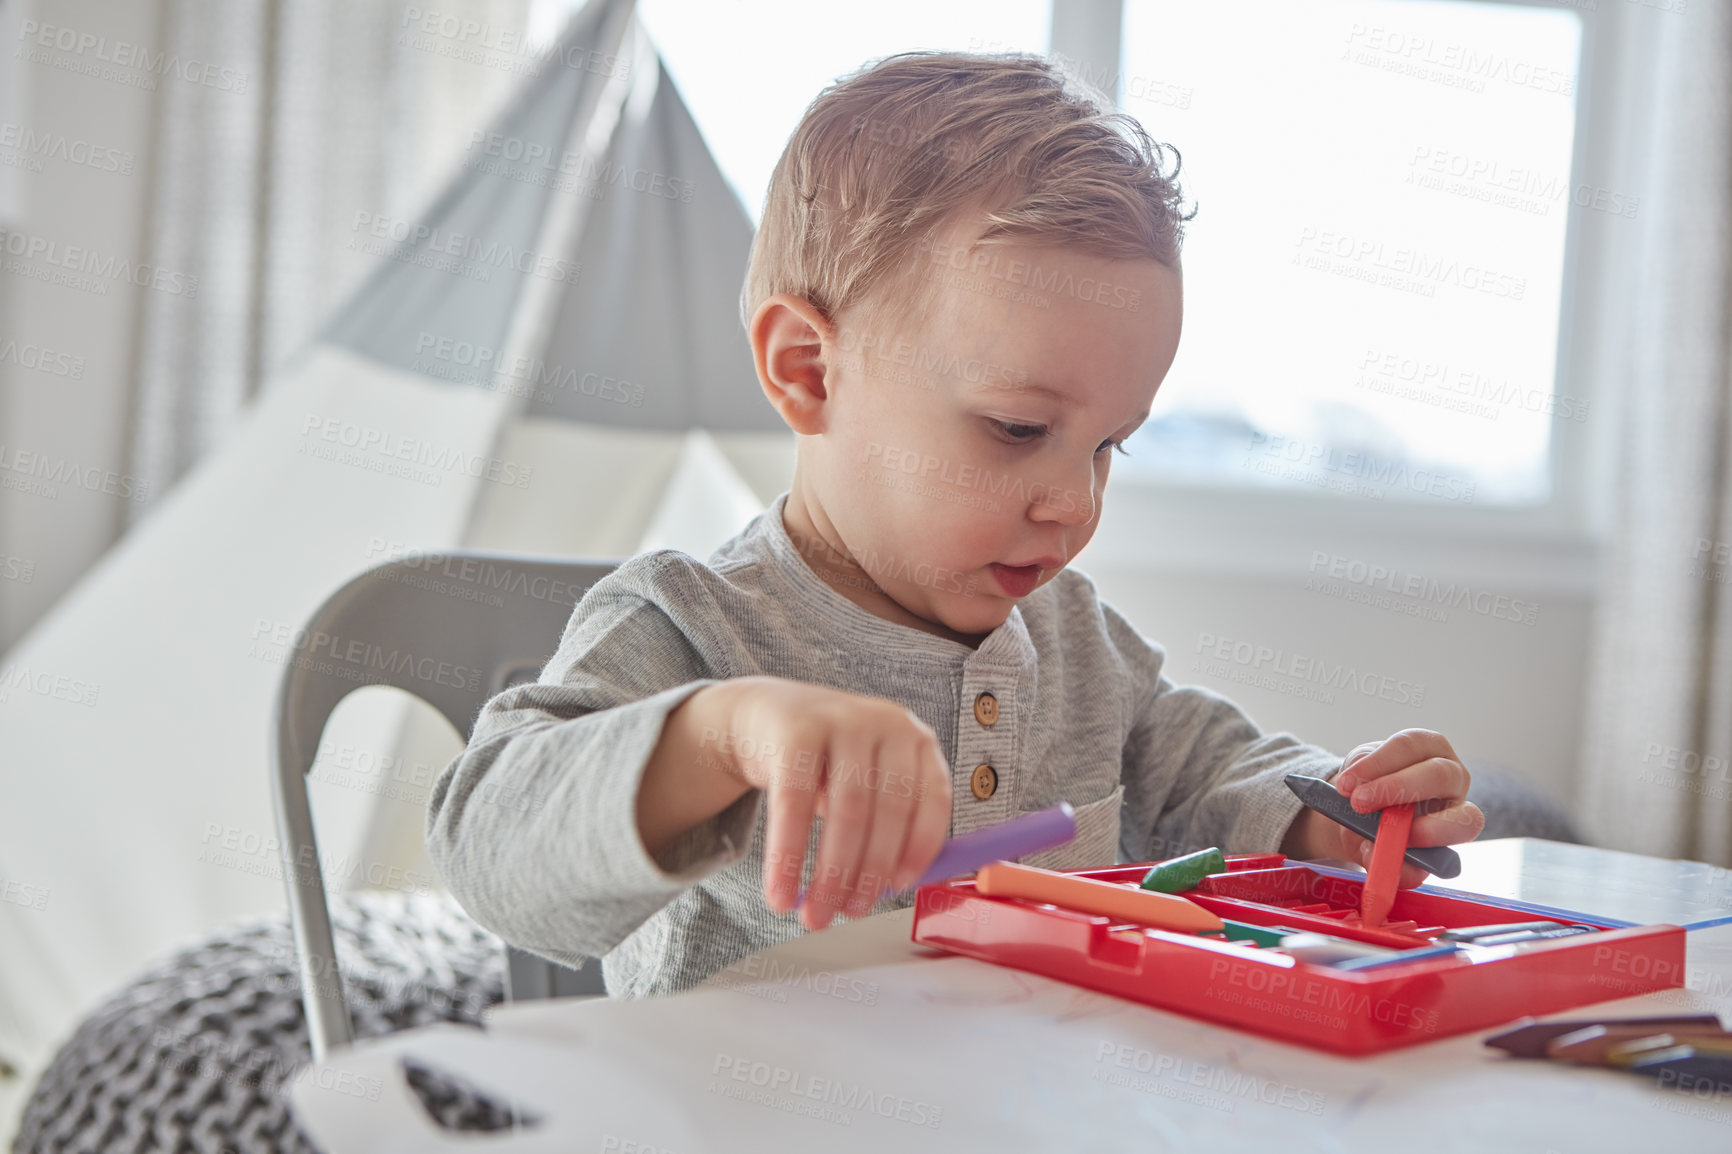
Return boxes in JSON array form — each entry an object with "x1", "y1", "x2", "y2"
[{"x1": 750, "y1": 293, "x2": 833, "y2": 435}]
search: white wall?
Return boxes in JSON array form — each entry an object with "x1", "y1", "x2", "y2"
[{"x1": 1085, "y1": 566, "x2": 1587, "y2": 808}]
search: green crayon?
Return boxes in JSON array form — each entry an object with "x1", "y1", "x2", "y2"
[
  {"x1": 1216, "y1": 921, "x2": 1293, "y2": 948},
  {"x1": 1139, "y1": 847, "x2": 1227, "y2": 893}
]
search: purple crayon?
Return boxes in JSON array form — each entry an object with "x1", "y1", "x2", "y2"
[
  {"x1": 913, "y1": 801, "x2": 1077, "y2": 888},
  {"x1": 794, "y1": 802, "x2": 1077, "y2": 910}
]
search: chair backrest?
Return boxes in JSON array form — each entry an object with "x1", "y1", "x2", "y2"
[{"x1": 269, "y1": 551, "x2": 620, "y2": 1060}]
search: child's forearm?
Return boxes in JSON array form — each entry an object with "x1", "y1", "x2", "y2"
[
  {"x1": 1280, "y1": 806, "x2": 1342, "y2": 861},
  {"x1": 635, "y1": 682, "x2": 755, "y2": 858}
]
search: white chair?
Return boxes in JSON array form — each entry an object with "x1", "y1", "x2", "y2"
[{"x1": 270, "y1": 551, "x2": 620, "y2": 1060}]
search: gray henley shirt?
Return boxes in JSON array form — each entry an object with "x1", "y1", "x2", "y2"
[{"x1": 426, "y1": 491, "x2": 1340, "y2": 997}]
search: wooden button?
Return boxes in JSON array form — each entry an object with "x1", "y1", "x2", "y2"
[
  {"x1": 973, "y1": 691, "x2": 999, "y2": 727},
  {"x1": 970, "y1": 763, "x2": 998, "y2": 800}
]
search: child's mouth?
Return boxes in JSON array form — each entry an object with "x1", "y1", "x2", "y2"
[{"x1": 988, "y1": 563, "x2": 1043, "y2": 598}]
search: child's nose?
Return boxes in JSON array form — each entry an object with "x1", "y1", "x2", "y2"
[{"x1": 1027, "y1": 473, "x2": 1096, "y2": 525}]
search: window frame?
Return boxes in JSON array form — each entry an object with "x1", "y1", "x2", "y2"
[{"x1": 1060, "y1": 0, "x2": 1619, "y2": 596}]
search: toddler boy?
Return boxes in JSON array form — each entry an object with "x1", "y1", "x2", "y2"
[{"x1": 427, "y1": 50, "x2": 1484, "y2": 998}]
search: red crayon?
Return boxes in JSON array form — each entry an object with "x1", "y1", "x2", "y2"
[{"x1": 1360, "y1": 802, "x2": 1413, "y2": 929}]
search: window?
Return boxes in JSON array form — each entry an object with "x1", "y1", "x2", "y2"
[{"x1": 1116, "y1": 0, "x2": 1585, "y2": 508}]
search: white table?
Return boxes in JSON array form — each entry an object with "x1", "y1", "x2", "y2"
[{"x1": 289, "y1": 840, "x2": 1732, "y2": 1153}]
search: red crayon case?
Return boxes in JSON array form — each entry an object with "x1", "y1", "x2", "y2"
[{"x1": 910, "y1": 853, "x2": 1686, "y2": 1055}]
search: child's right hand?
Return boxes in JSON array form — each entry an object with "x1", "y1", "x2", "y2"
[{"x1": 699, "y1": 676, "x2": 953, "y2": 930}]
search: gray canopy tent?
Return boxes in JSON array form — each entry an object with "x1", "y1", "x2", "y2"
[
  {"x1": 0, "y1": 0, "x2": 789, "y2": 1133},
  {"x1": 323, "y1": 0, "x2": 779, "y2": 435},
  {"x1": 283, "y1": 0, "x2": 788, "y2": 1052}
]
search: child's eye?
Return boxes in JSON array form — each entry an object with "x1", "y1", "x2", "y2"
[
  {"x1": 994, "y1": 420, "x2": 1047, "y2": 442},
  {"x1": 1096, "y1": 439, "x2": 1131, "y2": 457}
]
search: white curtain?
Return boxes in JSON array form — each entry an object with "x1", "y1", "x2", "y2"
[
  {"x1": 0, "y1": 0, "x2": 548, "y2": 656},
  {"x1": 0, "y1": 6, "x2": 785, "y2": 1127},
  {"x1": 1579, "y1": 1, "x2": 1732, "y2": 864},
  {"x1": 124, "y1": 0, "x2": 538, "y2": 532}
]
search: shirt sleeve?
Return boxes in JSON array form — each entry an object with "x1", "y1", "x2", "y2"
[
  {"x1": 425, "y1": 577, "x2": 763, "y2": 969},
  {"x1": 1107, "y1": 612, "x2": 1342, "y2": 860}
]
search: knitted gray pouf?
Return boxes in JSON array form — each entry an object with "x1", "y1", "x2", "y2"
[{"x1": 14, "y1": 890, "x2": 514, "y2": 1154}]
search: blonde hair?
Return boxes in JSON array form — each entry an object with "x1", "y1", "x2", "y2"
[{"x1": 740, "y1": 50, "x2": 1193, "y2": 337}]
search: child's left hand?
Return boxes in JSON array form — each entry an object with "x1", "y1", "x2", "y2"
[{"x1": 1286, "y1": 728, "x2": 1486, "y2": 888}]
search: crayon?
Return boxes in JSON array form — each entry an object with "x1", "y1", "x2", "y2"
[
  {"x1": 1549, "y1": 1025, "x2": 1732, "y2": 1066},
  {"x1": 974, "y1": 861, "x2": 1224, "y2": 932},
  {"x1": 1609, "y1": 1034, "x2": 1732, "y2": 1065},
  {"x1": 798, "y1": 803, "x2": 1081, "y2": 908},
  {"x1": 913, "y1": 803, "x2": 1077, "y2": 887},
  {"x1": 1283, "y1": 774, "x2": 1462, "y2": 878},
  {"x1": 1359, "y1": 802, "x2": 1413, "y2": 929},
  {"x1": 1619, "y1": 1045, "x2": 1732, "y2": 1090},
  {"x1": 1468, "y1": 926, "x2": 1595, "y2": 946},
  {"x1": 1140, "y1": 847, "x2": 1227, "y2": 893},
  {"x1": 1274, "y1": 932, "x2": 1395, "y2": 966},
  {"x1": 1330, "y1": 942, "x2": 1463, "y2": 971},
  {"x1": 1214, "y1": 921, "x2": 1298, "y2": 948},
  {"x1": 1484, "y1": 1015, "x2": 1723, "y2": 1059},
  {"x1": 1440, "y1": 921, "x2": 1574, "y2": 942}
]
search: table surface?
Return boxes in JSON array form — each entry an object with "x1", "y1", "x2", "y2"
[{"x1": 289, "y1": 839, "x2": 1732, "y2": 1153}]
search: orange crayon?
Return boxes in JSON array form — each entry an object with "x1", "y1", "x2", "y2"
[{"x1": 974, "y1": 861, "x2": 1225, "y2": 933}]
